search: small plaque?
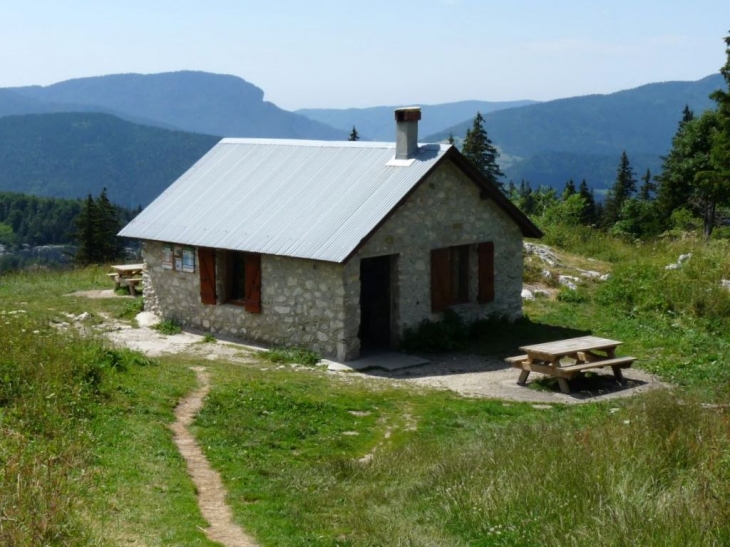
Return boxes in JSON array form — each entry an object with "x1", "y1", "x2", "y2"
[
  {"x1": 162, "y1": 244, "x2": 173, "y2": 270},
  {"x1": 182, "y1": 247, "x2": 195, "y2": 273}
]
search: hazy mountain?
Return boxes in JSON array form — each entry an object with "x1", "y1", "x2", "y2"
[
  {"x1": 296, "y1": 100, "x2": 538, "y2": 141},
  {"x1": 425, "y1": 75, "x2": 724, "y2": 191},
  {"x1": 6, "y1": 71, "x2": 348, "y2": 140},
  {"x1": 502, "y1": 152, "x2": 664, "y2": 195},
  {"x1": 0, "y1": 112, "x2": 219, "y2": 207}
]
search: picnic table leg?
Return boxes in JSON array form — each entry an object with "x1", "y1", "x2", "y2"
[
  {"x1": 517, "y1": 369, "x2": 530, "y2": 385},
  {"x1": 128, "y1": 282, "x2": 137, "y2": 297},
  {"x1": 612, "y1": 366, "x2": 625, "y2": 384},
  {"x1": 557, "y1": 378, "x2": 571, "y2": 394}
]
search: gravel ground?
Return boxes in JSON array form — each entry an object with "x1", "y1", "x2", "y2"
[{"x1": 101, "y1": 315, "x2": 664, "y2": 405}]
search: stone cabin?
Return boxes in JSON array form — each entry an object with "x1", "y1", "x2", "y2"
[{"x1": 119, "y1": 107, "x2": 542, "y2": 361}]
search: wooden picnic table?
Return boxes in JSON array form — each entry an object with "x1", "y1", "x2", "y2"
[
  {"x1": 506, "y1": 336, "x2": 636, "y2": 394},
  {"x1": 108, "y1": 263, "x2": 145, "y2": 296}
]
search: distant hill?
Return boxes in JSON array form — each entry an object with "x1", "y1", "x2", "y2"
[
  {"x1": 426, "y1": 75, "x2": 724, "y2": 191},
  {"x1": 0, "y1": 112, "x2": 219, "y2": 207},
  {"x1": 5, "y1": 71, "x2": 348, "y2": 140},
  {"x1": 296, "y1": 100, "x2": 537, "y2": 141},
  {"x1": 502, "y1": 152, "x2": 664, "y2": 196}
]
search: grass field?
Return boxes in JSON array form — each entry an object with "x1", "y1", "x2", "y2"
[{"x1": 1, "y1": 230, "x2": 729, "y2": 545}]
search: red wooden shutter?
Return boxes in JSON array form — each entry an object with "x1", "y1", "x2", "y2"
[
  {"x1": 244, "y1": 253, "x2": 262, "y2": 313},
  {"x1": 198, "y1": 247, "x2": 217, "y2": 305},
  {"x1": 478, "y1": 242, "x2": 495, "y2": 304},
  {"x1": 431, "y1": 248, "x2": 450, "y2": 312}
]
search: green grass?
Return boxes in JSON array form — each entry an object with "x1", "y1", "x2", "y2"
[
  {"x1": 85, "y1": 356, "x2": 217, "y2": 546},
  {"x1": 194, "y1": 363, "x2": 543, "y2": 545},
  {"x1": 2, "y1": 230, "x2": 730, "y2": 545},
  {"x1": 517, "y1": 236, "x2": 730, "y2": 395},
  {"x1": 259, "y1": 346, "x2": 321, "y2": 366},
  {"x1": 195, "y1": 363, "x2": 730, "y2": 546},
  {"x1": 0, "y1": 267, "x2": 218, "y2": 545}
]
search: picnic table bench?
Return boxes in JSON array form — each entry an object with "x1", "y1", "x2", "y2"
[
  {"x1": 108, "y1": 263, "x2": 145, "y2": 296},
  {"x1": 506, "y1": 336, "x2": 636, "y2": 394}
]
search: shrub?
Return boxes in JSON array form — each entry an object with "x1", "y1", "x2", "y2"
[
  {"x1": 401, "y1": 309, "x2": 470, "y2": 352},
  {"x1": 260, "y1": 347, "x2": 321, "y2": 366},
  {"x1": 153, "y1": 318, "x2": 182, "y2": 335},
  {"x1": 556, "y1": 287, "x2": 588, "y2": 303}
]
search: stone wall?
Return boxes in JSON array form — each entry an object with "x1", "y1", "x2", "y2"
[
  {"x1": 142, "y1": 240, "x2": 348, "y2": 359},
  {"x1": 342, "y1": 158, "x2": 524, "y2": 352}
]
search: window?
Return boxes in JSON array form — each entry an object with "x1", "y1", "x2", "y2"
[
  {"x1": 225, "y1": 250, "x2": 261, "y2": 313},
  {"x1": 431, "y1": 245, "x2": 469, "y2": 312},
  {"x1": 198, "y1": 248, "x2": 262, "y2": 313},
  {"x1": 430, "y1": 242, "x2": 494, "y2": 312}
]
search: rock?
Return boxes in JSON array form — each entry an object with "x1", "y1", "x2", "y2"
[
  {"x1": 559, "y1": 276, "x2": 579, "y2": 291},
  {"x1": 578, "y1": 269, "x2": 601, "y2": 279},
  {"x1": 721, "y1": 279, "x2": 730, "y2": 291},
  {"x1": 135, "y1": 311, "x2": 161, "y2": 327},
  {"x1": 678, "y1": 253, "x2": 692, "y2": 263},
  {"x1": 599, "y1": 274, "x2": 611, "y2": 281},
  {"x1": 521, "y1": 289, "x2": 535, "y2": 301},
  {"x1": 666, "y1": 253, "x2": 693, "y2": 270},
  {"x1": 523, "y1": 242, "x2": 560, "y2": 267},
  {"x1": 534, "y1": 289, "x2": 551, "y2": 298},
  {"x1": 75, "y1": 312, "x2": 91, "y2": 322}
]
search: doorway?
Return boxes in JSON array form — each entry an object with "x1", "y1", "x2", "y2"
[{"x1": 359, "y1": 255, "x2": 395, "y2": 351}]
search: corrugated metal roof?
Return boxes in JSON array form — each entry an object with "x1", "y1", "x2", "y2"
[{"x1": 119, "y1": 139, "x2": 450, "y2": 263}]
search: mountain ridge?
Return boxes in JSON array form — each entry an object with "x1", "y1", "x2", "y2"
[
  {"x1": 296, "y1": 100, "x2": 538, "y2": 141},
  {"x1": 5, "y1": 71, "x2": 348, "y2": 140}
]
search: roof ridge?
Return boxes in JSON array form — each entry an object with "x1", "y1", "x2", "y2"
[{"x1": 219, "y1": 138, "x2": 447, "y2": 151}]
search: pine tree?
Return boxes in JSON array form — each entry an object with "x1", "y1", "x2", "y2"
[
  {"x1": 639, "y1": 169, "x2": 656, "y2": 201},
  {"x1": 703, "y1": 30, "x2": 730, "y2": 237},
  {"x1": 656, "y1": 106, "x2": 700, "y2": 218},
  {"x1": 461, "y1": 112, "x2": 504, "y2": 191},
  {"x1": 562, "y1": 179, "x2": 576, "y2": 200},
  {"x1": 447, "y1": 133, "x2": 455, "y2": 145},
  {"x1": 95, "y1": 188, "x2": 125, "y2": 262},
  {"x1": 73, "y1": 189, "x2": 125, "y2": 265},
  {"x1": 603, "y1": 152, "x2": 636, "y2": 227},
  {"x1": 681, "y1": 104, "x2": 695, "y2": 125},
  {"x1": 348, "y1": 126, "x2": 360, "y2": 141},
  {"x1": 517, "y1": 179, "x2": 535, "y2": 215},
  {"x1": 74, "y1": 194, "x2": 99, "y2": 265},
  {"x1": 578, "y1": 179, "x2": 597, "y2": 225}
]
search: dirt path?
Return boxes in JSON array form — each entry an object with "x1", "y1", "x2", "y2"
[{"x1": 170, "y1": 366, "x2": 258, "y2": 547}]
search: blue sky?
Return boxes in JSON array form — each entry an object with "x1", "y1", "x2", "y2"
[{"x1": 2, "y1": 1, "x2": 729, "y2": 109}]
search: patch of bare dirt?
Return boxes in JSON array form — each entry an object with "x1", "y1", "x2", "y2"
[{"x1": 171, "y1": 366, "x2": 258, "y2": 547}]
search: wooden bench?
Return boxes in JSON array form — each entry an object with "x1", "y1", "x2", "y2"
[
  {"x1": 507, "y1": 336, "x2": 636, "y2": 394},
  {"x1": 125, "y1": 277, "x2": 143, "y2": 296},
  {"x1": 507, "y1": 355, "x2": 635, "y2": 381},
  {"x1": 558, "y1": 356, "x2": 635, "y2": 383}
]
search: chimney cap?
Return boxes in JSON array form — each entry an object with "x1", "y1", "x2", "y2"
[{"x1": 395, "y1": 107, "x2": 421, "y2": 122}]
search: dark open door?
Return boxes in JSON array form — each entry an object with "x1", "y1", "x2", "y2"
[{"x1": 359, "y1": 255, "x2": 392, "y2": 350}]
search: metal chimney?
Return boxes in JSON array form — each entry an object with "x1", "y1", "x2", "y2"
[{"x1": 394, "y1": 107, "x2": 421, "y2": 160}]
